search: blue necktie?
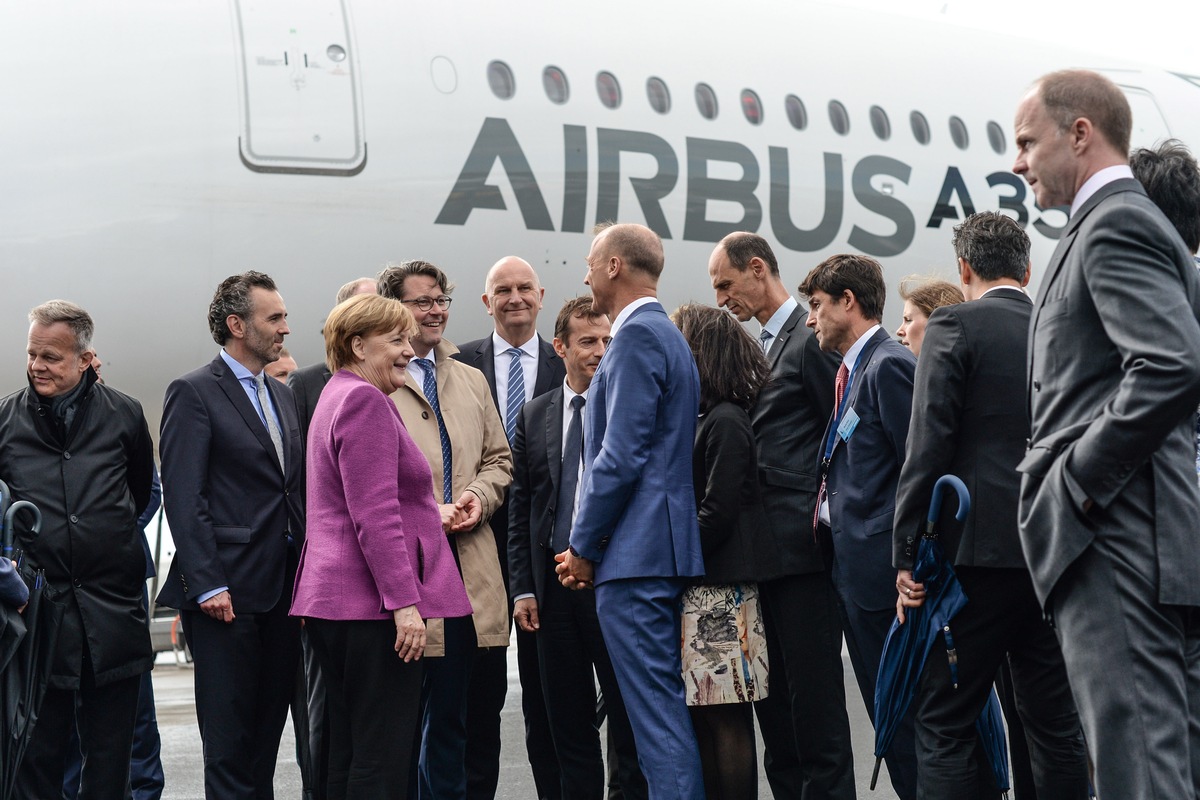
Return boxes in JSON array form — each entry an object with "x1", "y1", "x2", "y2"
[
  {"x1": 552, "y1": 395, "x2": 585, "y2": 553},
  {"x1": 415, "y1": 358, "x2": 453, "y2": 503},
  {"x1": 759, "y1": 328, "x2": 774, "y2": 354},
  {"x1": 505, "y1": 347, "x2": 525, "y2": 444}
]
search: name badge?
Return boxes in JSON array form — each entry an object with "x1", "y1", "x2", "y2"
[{"x1": 837, "y1": 407, "x2": 860, "y2": 442}]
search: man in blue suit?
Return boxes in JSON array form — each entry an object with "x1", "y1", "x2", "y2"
[
  {"x1": 801, "y1": 253, "x2": 918, "y2": 800},
  {"x1": 557, "y1": 223, "x2": 705, "y2": 800}
]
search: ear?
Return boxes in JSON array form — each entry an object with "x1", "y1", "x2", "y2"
[
  {"x1": 608, "y1": 256, "x2": 622, "y2": 278},
  {"x1": 350, "y1": 335, "x2": 366, "y2": 361},
  {"x1": 552, "y1": 336, "x2": 567, "y2": 359},
  {"x1": 1070, "y1": 116, "x2": 1093, "y2": 153},
  {"x1": 226, "y1": 314, "x2": 246, "y2": 340},
  {"x1": 481, "y1": 292, "x2": 494, "y2": 315},
  {"x1": 1021, "y1": 262, "x2": 1032, "y2": 287},
  {"x1": 957, "y1": 257, "x2": 973, "y2": 286},
  {"x1": 749, "y1": 257, "x2": 766, "y2": 278},
  {"x1": 537, "y1": 286, "x2": 545, "y2": 307},
  {"x1": 841, "y1": 288, "x2": 857, "y2": 311},
  {"x1": 78, "y1": 349, "x2": 94, "y2": 372}
]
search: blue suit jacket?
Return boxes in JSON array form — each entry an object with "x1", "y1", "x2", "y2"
[
  {"x1": 821, "y1": 328, "x2": 915, "y2": 612},
  {"x1": 571, "y1": 302, "x2": 704, "y2": 585}
]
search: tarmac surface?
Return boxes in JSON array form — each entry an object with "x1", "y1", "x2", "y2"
[{"x1": 154, "y1": 635, "x2": 902, "y2": 799}]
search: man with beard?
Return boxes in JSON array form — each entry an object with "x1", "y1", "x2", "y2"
[{"x1": 158, "y1": 271, "x2": 305, "y2": 799}]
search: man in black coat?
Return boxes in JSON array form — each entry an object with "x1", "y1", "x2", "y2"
[
  {"x1": 508, "y1": 296, "x2": 646, "y2": 800},
  {"x1": 707, "y1": 233, "x2": 855, "y2": 800},
  {"x1": 452, "y1": 256, "x2": 565, "y2": 800},
  {"x1": 0, "y1": 299, "x2": 154, "y2": 799},
  {"x1": 893, "y1": 212, "x2": 1089, "y2": 799},
  {"x1": 158, "y1": 271, "x2": 305, "y2": 799}
]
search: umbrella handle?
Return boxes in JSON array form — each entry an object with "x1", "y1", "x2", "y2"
[
  {"x1": 926, "y1": 474, "x2": 971, "y2": 533},
  {"x1": 0, "y1": 477, "x2": 11, "y2": 553},
  {"x1": 3, "y1": 500, "x2": 42, "y2": 558}
]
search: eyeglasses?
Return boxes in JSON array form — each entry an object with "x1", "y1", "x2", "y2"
[{"x1": 401, "y1": 296, "x2": 453, "y2": 311}]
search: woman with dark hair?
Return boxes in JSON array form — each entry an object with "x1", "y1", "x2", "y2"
[
  {"x1": 291, "y1": 294, "x2": 472, "y2": 798},
  {"x1": 671, "y1": 303, "x2": 772, "y2": 800},
  {"x1": 896, "y1": 276, "x2": 964, "y2": 356}
]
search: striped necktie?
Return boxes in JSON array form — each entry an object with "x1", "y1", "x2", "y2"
[
  {"x1": 414, "y1": 358, "x2": 453, "y2": 503},
  {"x1": 505, "y1": 347, "x2": 525, "y2": 444}
]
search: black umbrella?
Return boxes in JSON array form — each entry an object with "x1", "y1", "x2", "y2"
[{"x1": 0, "y1": 494, "x2": 65, "y2": 800}]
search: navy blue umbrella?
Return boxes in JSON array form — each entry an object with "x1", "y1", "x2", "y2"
[{"x1": 871, "y1": 475, "x2": 1010, "y2": 795}]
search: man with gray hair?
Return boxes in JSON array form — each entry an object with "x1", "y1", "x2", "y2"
[
  {"x1": 0, "y1": 299, "x2": 154, "y2": 798},
  {"x1": 1013, "y1": 69, "x2": 1200, "y2": 798}
]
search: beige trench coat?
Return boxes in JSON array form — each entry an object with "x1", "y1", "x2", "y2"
[{"x1": 393, "y1": 340, "x2": 512, "y2": 655}]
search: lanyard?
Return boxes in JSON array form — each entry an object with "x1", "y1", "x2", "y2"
[{"x1": 823, "y1": 346, "x2": 867, "y2": 461}]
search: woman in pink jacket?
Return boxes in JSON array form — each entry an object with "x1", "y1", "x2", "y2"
[{"x1": 291, "y1": 294, "x2": 471, "y2": 798}]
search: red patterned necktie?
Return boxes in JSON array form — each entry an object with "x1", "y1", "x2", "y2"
[{"x1": 814, "y1": 362, "x2": 851, "y2": 536}]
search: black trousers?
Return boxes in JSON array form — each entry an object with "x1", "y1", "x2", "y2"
[
  {"x1": 538, "y1": 567, "x2": 648, "y2": 800},
  {"x1": 18, "y1": 664, "x2": 140, "y2": 800},
  {"x1": 306, "y1": 618, "x2": 423, "y2": 800},
  {"x1": 914, "y1": 567, "x2": 1089, "y2": 800},
  {"x1": 182, "y1": 594, "x2": 301, "y2": 800},
  {"x1": 514, "y1": 625, "x2": 562, "y2": 800},
  {"x1": 754, "y1": 572, "x2": 856, "y2": 800},
  {"x1": 464, "y1": 644, "x2": 507, "y2": 800}
]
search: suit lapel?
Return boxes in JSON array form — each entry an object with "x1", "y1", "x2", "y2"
[
  {"x1": 476, "y1": 338, "x2": 499, "y2": 408},
  {"x1": 534, "y1": 336, "x2": 560, "y2": 396},
  {"x1": 211, "y1": 357, "x2": 281, "y2": 473},
  {"x1": 544, "y1": 391, "x2": 564, "y2": 498},
  {"x1": 768, "y1": 304, "x2": 806, "y2": 370},
  {"x1": 828, "y1": 329, "x2": 887, "y2": 459}
]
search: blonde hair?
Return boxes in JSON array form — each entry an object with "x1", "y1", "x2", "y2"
[{"x1": 323, "y1": 295, "x2": 414, "y2": 372}]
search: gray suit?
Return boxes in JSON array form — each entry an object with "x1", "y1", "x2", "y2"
[{"x1": 1018, "y1": 177, "x2": 1200, "y2": 799}]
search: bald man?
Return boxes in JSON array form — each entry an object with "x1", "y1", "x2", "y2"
[
  {"x1": 453, "y1": 256, "x2": 565, "y2": 800},
  {"x1": 558, "y1": 223, "x2": 704, "y2": 800}
]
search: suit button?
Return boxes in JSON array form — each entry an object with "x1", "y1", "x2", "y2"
[
  {"x1": 73, "y1": 579, "x2": 82, "y2": 588},
  {"x1": 1033, "y1": 380, "x2": 1041, "y2": 391},
  {"x1": 422, "y1": 411, "x2": 430, "y2": 420},
  {"x1": 69, "y1": 514, "x2": 79, "y2": 524},
  {"x1": 63, "y1": 451, "x2": 71, "y2": 459}
]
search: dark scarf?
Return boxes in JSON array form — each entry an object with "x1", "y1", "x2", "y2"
[{"x1": 32, "y1": 367, "x2": 97, "y2": 444}]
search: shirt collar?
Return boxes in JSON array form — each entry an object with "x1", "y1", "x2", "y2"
[
  {"x1": 1070, "y1": 164, "x2": 1134, "y2": 218},
  {"x1": 492, "y1": 330, "x2": 539, "y2": 359},
  {"x1": 979, "y1": 285, "x2": 1027, "y2": 299},
  {"x1": 220, "y1": 348, "x2": 260, "y2": 382},
  {"x1": 609, "y1": 297, "x2": 658, "y2": 339},
  {"x1": 841, "y1": 324, "x2": 881, "y2": 378},
  {"x1": 563, "y1": 379, "x2": 590, "y2": 405},
  {"x1": 761, "y1": 296, "x2": 799, "y2": 341}
]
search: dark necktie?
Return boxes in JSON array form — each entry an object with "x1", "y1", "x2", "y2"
[
  {"x1": 814, "y1": 363, "x2": 850, "y2": 534},
  {"x1": 415, "y1": 358, "x2": 453, "y2": 503},
  {"x1": 505, "y1": 347, "x2": 525, "y2": 444},
  {"x1": 759, "y1": 328, "x2": 774, "y2": 355},
  {"x1": 552, "y1": 395, "x2": 586, "y2": 553}
]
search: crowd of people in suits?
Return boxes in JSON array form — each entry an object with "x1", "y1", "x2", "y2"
[{"x1": 3, "y1": 67, "x2": 1200, "y2": 800}]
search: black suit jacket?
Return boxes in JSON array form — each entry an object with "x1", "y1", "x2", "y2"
[
  {"x1": 453, "y1": 334, "x2": 565, "y2": 584},
  {"x1": 157, "y1": 354, "x2": 305, "y2": 613},
  {"x1": 693, "y1": 402, "x2": 774, "y2": 584},
  {"x1": 287, "y1": 361, "x2": 332, "y2": 442},
  {"x1": 749, "y1": 303, "x2": 841, "y2": 579},
  {"x1": 507, "y1": 388, "x2": 564, "y2": 604},
  {"x1": 893, "y1": 289, "x2": 1033, "y2": 571}
]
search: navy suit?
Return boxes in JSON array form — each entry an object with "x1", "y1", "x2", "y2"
[
  {"x1": 819, "y1": 327, "x2": 917, "y2": 800},
  {"x1": 453, "y1": 334, "x2": 564, "y2": 800},
  {"x1": 158, "y1": 354, "x2": 305, "y2": 800},
  {"x1": 571, "y1": 301, "x2": 705, "y2": 800}
]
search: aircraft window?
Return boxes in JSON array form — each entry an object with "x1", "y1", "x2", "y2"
[
  {"x1": 869, "y1": 105, "x2": 891, "y2": 141},
  {"x1": 596, "y1": 71, "x2": 622, "y2": 109},
  {"x1": 949, "y1": 116, "x2": 969, "y2": 150},
  {"x1": 543, "y1": 66, "x2": 569, "y2": 105},
  {"x1": 695, "y1": 83, "x2": 719, "y2": 120},
  {"x1": 741, "y1": 89, "x2": 764, "y2": 125},
  {"x1": 828, "y1": 100, "x2": 850, "y2": 135},
  {"x1": 647, "y1": 77, "x2": 671, "y2": 114},
  {"x1": 784, "y1": 95, "x2": 808, "y2": 130},
  {"x1": 487, "y1": 60, "x2": 516, "y2": 100},
  {"x1": 910, "y1": 111, "x2": 931, "y2": 145},
  {"x1": 987, "y1": 121, "x2": 1006, "y2": 154}
]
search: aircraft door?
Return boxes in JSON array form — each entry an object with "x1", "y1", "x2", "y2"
[
  {"x1": 1117, "y1": 85, "x2": 1172, "y2": 149},
  {"x1": 231, "y1": 0, "x2": 366, "y2": 175}
]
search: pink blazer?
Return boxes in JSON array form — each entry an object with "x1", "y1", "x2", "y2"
[{"x1": 291, "y1": 370, "x2": 471, "y2": 621}]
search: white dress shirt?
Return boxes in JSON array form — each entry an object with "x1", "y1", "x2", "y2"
[
  {"x1": 1071, "y1": 164, "x2": 1134, "y2": 218},
  {"x1": 759, "y1": 296, "x2": 799, "y2": 355},
  {"x1": 609, "y1": 296, "x2": 658, "y2": 339}
]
